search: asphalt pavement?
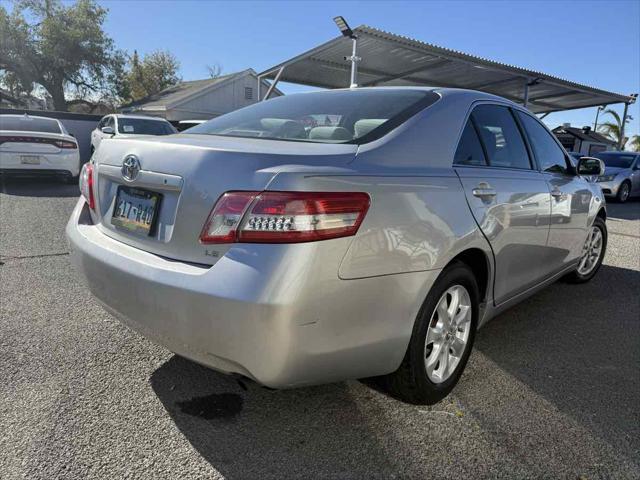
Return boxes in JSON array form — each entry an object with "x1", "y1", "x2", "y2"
[{"x1": 1, "y1": 178, "x2": 639, "y2": 479}]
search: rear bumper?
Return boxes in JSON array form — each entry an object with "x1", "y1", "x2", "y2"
[
  {"x1": 66, "y1": 199, "x2": 440, "y2": 388},
  {"x1": 0, "y1": 151, "x2": 80, "y2": 177},
  {"x1": 0, "y1": 168, "x2": 75, "y2": 179}
]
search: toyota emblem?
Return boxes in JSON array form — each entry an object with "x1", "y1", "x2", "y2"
[{"x1": 121, "y1": 154, "x2": 141, "y2": 182}]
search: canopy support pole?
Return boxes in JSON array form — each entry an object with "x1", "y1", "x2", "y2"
[
  {"x1": 619, "y1": 101, "x2": 629, "y2": 150},
  {"x1": 262, "y1": 66, "x2": 285, "y2": 101},
  {"x1": 347, "y1": 37, "x2": 361, "y2": 88},
  {"x1": 523, "y1": 78, "x2": 542, "y2": 109}
]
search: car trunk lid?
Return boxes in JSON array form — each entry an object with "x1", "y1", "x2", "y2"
[{"x1": 92, "y1": 134, "x2": 357, "y2": 265}]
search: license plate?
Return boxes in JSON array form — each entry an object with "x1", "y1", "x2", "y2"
[
  {"x1": 111, "y1": 186, "x2": 162, "y2": 236},
  {"x1": 20, "y1": 155, "x2": 40, "y2": 165}
]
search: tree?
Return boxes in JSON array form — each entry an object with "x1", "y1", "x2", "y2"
[
  {"x1": 628, "y1": 135, "x2": 640, "y2": 152},
  {"x1": 206, "y1": 63, "x2": 223, "y2": 79},
  {"x1": 0, "y1": 70, "x2": 33, "y2": 99},
  {"x1": 598, "y1": 108, "x2": 632, "y2": 149},
  {"x1": 123, "y1": 50, "x2": 181, "y2": 102},
  {"x1": 0, "y1": 0, "x2": 126, "y2": 111}
]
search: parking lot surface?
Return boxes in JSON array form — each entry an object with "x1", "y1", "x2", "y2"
[{"x1": 1, "y1": 178, "x2": 639, "y2": 480}]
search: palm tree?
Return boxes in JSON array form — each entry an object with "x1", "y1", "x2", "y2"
[
  {"x1": 629, "y1": 135, "x2": 640, "y2": 152},
  {"x1": 598, "y1": 108, "x2": 631, "y2": 148}
]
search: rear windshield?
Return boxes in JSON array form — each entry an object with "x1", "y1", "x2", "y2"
[
  {"x1": 117, "y1": 118, "x2": 175, "y2": 135},
  {"x1": 0, "y1": 116, "x2": 61, "y2": 134},
  {"x1": 188, "y1": 89, "x2": 440, "y2": 144},
  {"x1": 595, "y1": 152, "x2": 637, "y2": 169}
]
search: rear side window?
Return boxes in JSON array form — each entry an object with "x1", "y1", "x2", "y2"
[
  {"x1": 454, "y1": 120, "x2": 487, "y2": 166},
  {"x1": 516, "y1": 111, "x2": 569, "y2": 173},
  {"x1": 0, "y1": 116, "x2": 61, "y2": 134},
  {"x1": 472, "y1": 105, "x2": 531, "y2": 170}
]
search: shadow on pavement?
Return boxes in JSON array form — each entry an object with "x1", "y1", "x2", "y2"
[
  {"x1": 150, "y1": 264, "x2": 639, "y2": 477},
  {"x1": 606, "y1": 198, "x2": 640, "y2": 221},
  {"x1": 150, "y1": 356, "x2": 404, "y2": 479},
  {"x1": 474, "y1": 264, "x2": 640, "y2": 457},
  {"x1": 0, "y1": 176, "x2": 79, "y2": 198}
]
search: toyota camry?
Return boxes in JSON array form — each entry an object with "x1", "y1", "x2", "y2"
[{"x1": 67, "y1": 88, "x2": 607, "y2": 404}]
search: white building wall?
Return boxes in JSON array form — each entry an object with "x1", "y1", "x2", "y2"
[{"x1": 167, "y1": 74, "x2": 281, "y2": 121}]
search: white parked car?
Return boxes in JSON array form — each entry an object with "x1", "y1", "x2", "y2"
[
  {"x1": 0, "y1": 114, "x2": 80, "y2": 183},
  {"x1": 90, "y1": 114, "x2": 176, "y2": 154}
]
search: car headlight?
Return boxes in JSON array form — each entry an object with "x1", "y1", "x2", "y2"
[{"x1": 597, "y1": 174, "x2": 616, "y2": 182}]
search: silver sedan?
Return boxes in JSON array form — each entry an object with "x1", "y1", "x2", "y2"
[
  {"x1": 67, "y1": 88, "x2": 607, "y2": 404},
  {"x1": 593, "y1": 151, "x2": 640, "y2": 202}
]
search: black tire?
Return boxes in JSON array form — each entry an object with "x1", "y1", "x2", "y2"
[
  {"x1": 564, "y1": 216, "x2": 607, "y2": 284},
  {"x1": 616, "y1": 181, "x2": 631, "y2": 203},
  {"x1": 379, "y1": 261, "x2": 479, "y2": 404}
]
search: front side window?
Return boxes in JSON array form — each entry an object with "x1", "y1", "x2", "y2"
[
  {"x1": 516, "y1": 110, "x2": 569, "y2": 173},
  {"x1": 188, "y1": 89, "x2": 440, "y2": 144},
  {"x1": 454, "y1": 120, "x2": 487, "y2": 166},
  {"x1": 471, "y1": 105, "x2": 531, "y2": 170},
  {"x1": 117, "y1": 118, "x2": 174, "y2": 135}
]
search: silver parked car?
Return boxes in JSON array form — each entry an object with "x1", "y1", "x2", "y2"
[
  {"x1": 593, "y1": 151, "x2": 640, "y2": 202},
  {"x1": 67, "y1": 88, "x2": 607, "y2": 404}
]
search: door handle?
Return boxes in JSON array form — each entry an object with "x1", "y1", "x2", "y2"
[{"x1": 472, "y1": 183, "x2": 497, "y2": 198}]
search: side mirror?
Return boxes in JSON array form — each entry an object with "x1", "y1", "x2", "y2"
[
  {"x1": 101, "y1": 126, "x2": 115, "y2": 135},
  {"x1": 577, "y1": 157, "x2": 605, "y2": 176}
]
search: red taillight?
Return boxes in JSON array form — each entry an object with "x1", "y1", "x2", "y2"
[
  {"x1": 0, "y1": 136, "x2": 77, "y2": 148},
  {"x1": 79, "y1": 163, "x2": 95, "y2": 210},
  {"x1": 199, "y1": 192, "x2": 259, "y2": 244},
  {"x1": 199, "y1": 191, "x2": 370, "y2": 244},
  {"x1": 55, "y1": 139, "x2": 78, "y2": 149}
]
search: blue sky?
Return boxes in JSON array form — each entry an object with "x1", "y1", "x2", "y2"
[{"x1": 101, "y1": 0, "x2": 639, "y2": 139}]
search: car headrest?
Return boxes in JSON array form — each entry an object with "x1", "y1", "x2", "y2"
[
  {"x1": 354, "y1": 119, "x2": 386, "y2": 138},
  {"x1": 308, "y1": 126, "x2": 352, "y2": 141},
  {"x1": 259, "y1": 118, "x2": 306, "y2": 139},
  {"x1": 260, "y1": 118, "x2": 291, "y2": 131}
]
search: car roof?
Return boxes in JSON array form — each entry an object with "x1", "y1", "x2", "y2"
[{"x1": 280, "y1": 86, "x2": 522, "y2": 110}]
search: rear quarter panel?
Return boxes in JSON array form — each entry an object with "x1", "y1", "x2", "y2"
[{"x1": 267, "y1": 169, "x2": 491, "y2": 280}]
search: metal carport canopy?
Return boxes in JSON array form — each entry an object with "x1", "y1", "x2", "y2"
[{"x1": 259, "y1": 25, "x2": 635, "y2": 114}]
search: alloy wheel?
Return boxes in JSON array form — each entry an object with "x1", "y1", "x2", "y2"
[
  {"x1": 577, "y1": 226, "x2": 603, "y2": 275},
  {"x1": 424, "y1": 285, "x2": 472, "y2": 384},
  {"x1": 619, "y1": 183, "x2": 630, "y2": 202}
]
